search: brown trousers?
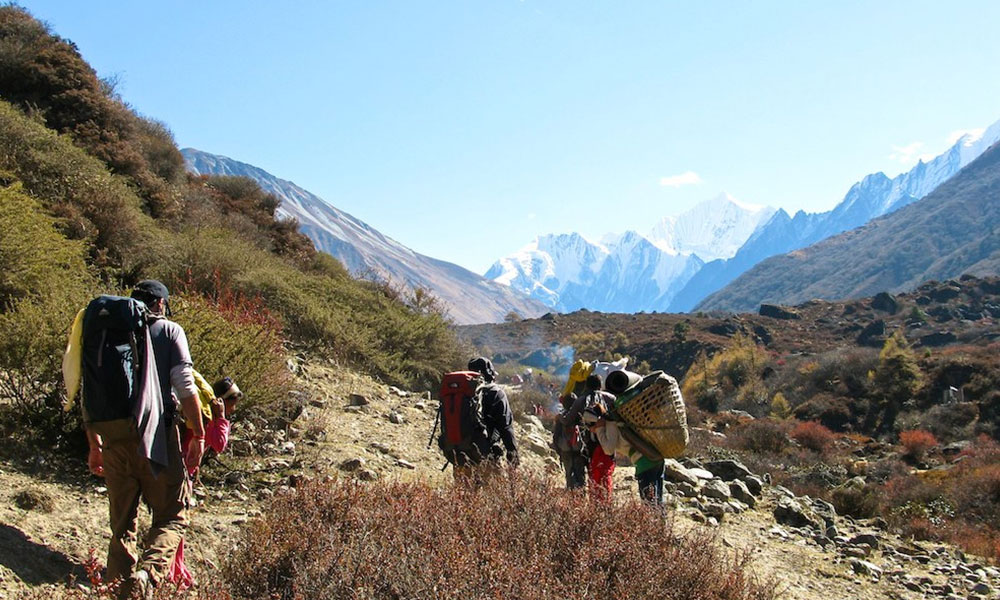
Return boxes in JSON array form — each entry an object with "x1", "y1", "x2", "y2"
[{"x1": 90, "y1": 419, "x2": 189, "y2": 584}]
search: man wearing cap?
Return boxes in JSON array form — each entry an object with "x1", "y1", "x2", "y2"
[
  {"x1": 84, "y1": 280, "x2": 204, "y2": 594},
  {"x1": 467, "y1": 357, "x2": 519, "y2": 467}
]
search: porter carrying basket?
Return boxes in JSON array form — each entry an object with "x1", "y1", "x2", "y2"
[{"x1": 614, "y1": 371, "x2": 688, "y2": 459}]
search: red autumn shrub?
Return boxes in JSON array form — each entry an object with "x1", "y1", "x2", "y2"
[
  {"x1": 790, "y1": 421, "x2": 836, "y2": 453},
  {"x1": 899, "y1": 429, "x2": 938, "y2": 461},
  {"x1": 224, "y1": 475, "x2": 776, "y2": 600}
]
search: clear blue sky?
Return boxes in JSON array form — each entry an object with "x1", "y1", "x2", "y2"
[{"x1": 21, "y1": 1, "x2": 1000, "y2": 274}]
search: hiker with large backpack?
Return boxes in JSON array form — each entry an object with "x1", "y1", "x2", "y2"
[
  {"x1": 552, "y1": 393, "x2": 587, "y2": 489},
  {"x1": 63, "y1": 280, "x2": 204, "y2": 596},
  {"x1": 467, "y1": 357, "x2": 519, "y2": 468},
  {"x1": 562, "y1": 374, "x2": 617, "y2": 501},
  {"x1": 433, "y1": 357, "x2": 518, "y2": 476}
]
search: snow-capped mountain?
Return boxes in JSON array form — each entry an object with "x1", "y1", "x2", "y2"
[
  {"x1": 485, "y1": 222, "x2": 709, "y2": 313},
  {"x1": 670, "y1": 119, "x2": 1000, "y2": 312},
  {"x1": 182, "y1": 148, "x2": 548, "y2": 325},
  {"x1": 647, "y1": 193, "x2": 777, "y2": 261},
  {"x1": 487, "y1": 118, "x2": 1000, "y2": 316}
]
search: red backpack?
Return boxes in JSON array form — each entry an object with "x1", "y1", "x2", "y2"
[{"x1": 437, "y1": 371, "x2": 489, "y2": 466}]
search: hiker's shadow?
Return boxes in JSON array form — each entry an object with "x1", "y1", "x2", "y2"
[{"x1": 0, "y1": 524, "x2": 87, "y2": 585}]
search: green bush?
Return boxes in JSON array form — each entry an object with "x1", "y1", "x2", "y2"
[
  {"x1": 0, "y1": 99, "x2": 157, "y2": 275},
  {"x1": 172, "y1": 293, "x2": 291, "y2": 420},
  {"x1": 0, "y1": 183, "x2": 96, "y2": 441}
]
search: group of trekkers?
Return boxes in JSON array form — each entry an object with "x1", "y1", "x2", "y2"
[
  {"x1": 64, "y1": 280, "x2": 669, "y2": 596},
  {"x1": 437, "y1": 356, "x2": 669, "y2": 506},
  {"x1": 62, "y1": 280, "x2": 241, "y2": 597},
  {"x1": 551, "y1": 367, "x2": 666, "y2": 505}
]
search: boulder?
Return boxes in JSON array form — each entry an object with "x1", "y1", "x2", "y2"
[
  {"x1": 773, "y1": 496, "x2": 824, "y2": 531},
  {"x1": 516, "y1": 414, "x2": 546, "y2": 431},
  {"x1": 663, "y1": 459, "x2": 700, "y2": 486},
  {"x1": 229, "y1": 439, "x2": 254, "y2": 457},
  {"x1": 706, "y1": 459, "x2": 753, "y2": 481},
  {"x1": 856, "y1": 319, "x2": 886, "y2": 346},
  {"x1": 688, "y1": 467, "x2": 715, "y2": 481},
  {"x1": 759, "y1": 304, "x2": 800, "y2": 320},
  {"x1": 752, "y1": 324, "x2": 773, "y2": 345},
  {"x1": 851, "y1": 559, "x2": 882, "y2": 580},
  {"x1": 675, "y1": 482, "x2": 699, "y2": 497},
  {"x1": 871, "y1": 292, "x2": 898, "y2": 314},
  {"x1": 701, "y1": 479, "x2": 732, "y2": 500},
  {"x1": 357, "y1": 469, "x2": 378, "y2": 481},
  {"x1": 388, "y1": 412, "x2": 405, "y2": 424},
  {"x1": 805, "y1": 497, "x2": 837, "y2": 528},
  {"x1": 340, "y1": 457, "x2": 365, "y2": 472},
  {"x1": 929, "y1": 285, "x2": 962, "y2": 303},
  {"x1": 728, "y1": 480, "x2": 756, "y2": 508},
  {"x1": 919, "y1": 331, "x2": 957, "y2": 347},
  {"x1": 700, "y1": 501, "x2": 727, "y2": 522},
  {"x1": 850, "y1": 533, "x2": 881, "y2": 549},
  {"x1": 743, "y1": 475, "x2": 764, "y2": 496},
  {"x1": 349, "y1": 393, "x2": 370, "y2": 406},
  {"x1": 525, "y1": 435, "x2": 552, "y2": 456}
]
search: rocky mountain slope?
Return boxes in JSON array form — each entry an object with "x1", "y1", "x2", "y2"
[
  {"x1": 697, "y1": 139, "x2": 1000, "y2": 313},
  {"x1": 670, "y1": 120, "x2": 1000, "y2": 312},
  {"x1": 183, "y1": 148, "x2": 548, "y2": 325}
]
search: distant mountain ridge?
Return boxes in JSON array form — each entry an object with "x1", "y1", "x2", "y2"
[
  {"x1": 486, "y1": 119, "x2": 1000, "y2": 315},
  {"x1": 183, "y1": 148, "x2": 548, "y2": 325},
  {"x1": 670, "y1": 120, "x2": 1000, "y2": 312},
  {"x1": 696, "y1": 139, "x2": 1000, "y2": 312},
  {"x1": 485, "y1": 194, "x2": 769, "y2": 313}
]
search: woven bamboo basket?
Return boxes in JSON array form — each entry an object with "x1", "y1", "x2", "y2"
[{"x1": 614, "y1": 372, "x2": 688, "y2": 459}]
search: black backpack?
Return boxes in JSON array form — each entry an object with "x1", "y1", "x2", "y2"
[{"x1": 80, "y1": 295, "x2": 151, "y2": 424}]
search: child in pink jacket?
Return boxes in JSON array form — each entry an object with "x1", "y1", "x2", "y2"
[{"x1": 168, "y1": 376, "x2": 242, "y2": 589}]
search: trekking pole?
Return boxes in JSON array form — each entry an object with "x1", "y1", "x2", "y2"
[{"x1": 427, "y1": 404, "x2": 441, "y2": 449}]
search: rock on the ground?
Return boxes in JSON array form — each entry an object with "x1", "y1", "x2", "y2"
[
  {"x1": 357, "y1": 469, "x2": 378, "y2": 481},
  {"x1": 774, "y1": 496, "x2": 824, "y2": 531},
  {"x1": 728, "y1": 479, "x2": 756, "y2": 508},
  {"x1": 701, "y1": 479, "x2": 732, "y2": 500},
  {"x1": 688, "y1": 467, "x2": 715, "y2": 481},
  {"x1": 706, "y1": 459, "x2": 752, "y2": 481},
  {"x1": 349, "y1": 393, "x2": 370, "y2": 406},
  {"x1": 743, "y1": 475, "x2": 764, "y2": 496},
  {"x1": 663, "y1": 459, "x2": 700, "y2": 486},
  {"x1": 850, "y1": 559, "x2": 882, "y2": 580},
  {"x1": 388, "y1": 412, "x2": 405, "y2": 424},
  {"x1": 340, "y1": 457, "x2": 365, "y2": 472},
  {"x1": 525, "y1": 435, "x2": 552, "y2": 456}
]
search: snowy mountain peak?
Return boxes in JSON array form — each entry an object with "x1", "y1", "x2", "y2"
[{"x1": 647, "y1": 193, "x2": 776, "y2": 261}]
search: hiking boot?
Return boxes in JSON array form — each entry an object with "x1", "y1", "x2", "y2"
[{"x1": 121, "y1": 569, "x2": 153, "y2": 600}]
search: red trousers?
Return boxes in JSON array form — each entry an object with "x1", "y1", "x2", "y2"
[{"x1": 589, "y1": 446, "x2": 615, "y2": 501}]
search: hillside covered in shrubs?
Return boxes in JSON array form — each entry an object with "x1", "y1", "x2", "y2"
[
  {"x1": 461, "y1": 276, "x2": 1000, "y2": 559},
  {"x1": 0, "y1": 5, "x2": 468, "y2": 450}
]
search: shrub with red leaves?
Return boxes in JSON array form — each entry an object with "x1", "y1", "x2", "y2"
[
  {"x1": 224, "y1": 475, "x2": 775, "y2": 600},
  {"x1": 790, "y1": 421, "x2": 836, "y2": 454},
  {"x1": 899, "y1": 429, "x2": 938, "y2": 461}
]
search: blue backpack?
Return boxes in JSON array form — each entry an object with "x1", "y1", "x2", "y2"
[{"x1": 80, "y1": 295, "x2": 150, "y2": 423}]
